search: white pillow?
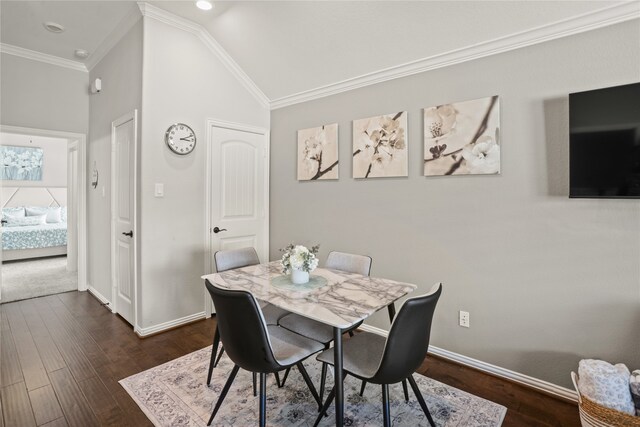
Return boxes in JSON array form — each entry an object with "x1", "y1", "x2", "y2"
[
  {"x1": 25, "y1": 206, "x2": 62, "y2": 224},
  {"x1": 5, "y1": 214, "x2": 47, "y2": 227},
  {"x1": 578, "y1": 359, "x2": 635, "y2": 415},
  {"x1": 2, "y1": 207, "x2": 25, "y2": 221}
]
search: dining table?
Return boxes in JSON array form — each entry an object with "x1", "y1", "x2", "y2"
[{"x1": 202, "y1": 261, "x2": 417, "y2": 427}]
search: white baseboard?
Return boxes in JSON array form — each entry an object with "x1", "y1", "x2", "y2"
[
  {"x1": 358, "y1": 324, "x2": 578, "y2": 403},
  {"x1": 134, "y1": 312, "x2": 207, "y2": 337},
  {"x1": 86, "y1": 283, "x2": 112, "y2": 309}
]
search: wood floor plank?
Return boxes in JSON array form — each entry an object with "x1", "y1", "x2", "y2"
[
  {"x1": 76, "y1": 377, "x2": 121, "y2": 423},
  {"x1": 48, "y1": 368, "x2": 98, "y2": 427},
  {"x1": 28, "y1": 385, "x2": 64, "y2": 426},
  {"x1": 1, "y1": 382, "x2": 37, "y2": 427},
  {"x1": 1, "y1": 328, "x2": 24, "y2": 387},
  {"x1": 40, "y1": 418, "x2": 68, "y2": 427},
  {"x1": 31, "y1": 302, "x2": 97, "y2": 383},
  {"x1": 3, "y1": 305, "x2": 50, "y2": 391},
  {"x1": 0, "y1": 391, "x2": 4, "y2": 427}
]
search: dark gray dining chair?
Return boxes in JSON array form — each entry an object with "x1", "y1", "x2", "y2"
[
  {"x1": 313, "y1": 283, "x2": 442, "y2": 427},
  {"x1": 207, "y1": 247, "x2": 291, "y2": 386},
  {"x1": 205, "y1": 280, "x2": 324, "y2": 427},
  {"x1": 278, "y1": 251, "x2": 372, "y2": 399}
]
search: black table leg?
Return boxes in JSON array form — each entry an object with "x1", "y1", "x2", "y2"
[{"x1": 333, "y1": 327, "x2": 344, "y2": 427}]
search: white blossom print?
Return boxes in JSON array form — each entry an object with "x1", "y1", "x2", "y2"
[
  {"x1": 424, "y1": 96, "x2": 500, "y2": 176},
  {"x1": 297, "y1": 123, "x2": 339, "y2": 180},
  {"x1": 353, "y1": 111, "x2": 408, "y2": 178},
  {"x1": 1, "y1": 146, "x2": 44, "y2": 181}
]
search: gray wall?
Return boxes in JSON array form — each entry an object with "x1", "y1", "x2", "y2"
[
  {"x1": 0, "y1": 53, "x2": 88, "y2": 133},
  {"x1": 88, "y1": 19, "x2": 143, "y2": 303},
  {"x1": 138, "y1": 17, "x2": 269, "y2": 330},
  {"x1": 270, "y1": 21, "x2": 640, "y2": 389}
]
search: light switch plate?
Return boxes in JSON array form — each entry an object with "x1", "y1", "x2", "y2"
[{"x1": 154, "y1": 183, "x2": 164, "y2": 197}]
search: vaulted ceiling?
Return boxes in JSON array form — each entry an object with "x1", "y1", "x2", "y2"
[{"x1": 0, "y1": 1, "x2": 631, "y2": 102}]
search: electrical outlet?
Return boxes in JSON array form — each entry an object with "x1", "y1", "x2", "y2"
[{"x1": 459, "y1": 311, "x2": 470, "y2": 328}]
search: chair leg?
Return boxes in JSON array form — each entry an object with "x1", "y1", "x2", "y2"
[
  {"x1": 274, "y1": 371, "x2": 282, "y2": 387},
  {"x1": 207, "y1": 364, "x2": 240, "y2": 426},
  {"x1": 214, "y1": 346, "x2": 225, "y2": 367},
  {"x1": 253, "y1": 372, "x2": 257, "y2": 397},
  {"x1": 259, "y1": 372, "x2": 267, "y2": 427},
  {"x1": 402, "y1": 379, "x2": 409, "y2": 402},
  {"x1": 207, "y1": 327, "x2": 221, "y2": 385},
  {"x1": 359, "y1": 380, "x2": 367, "y2": 396},
  {"x1": 319, "y1": 363, "x2": 327, "y2": 404},
  {"x1": 381, "y1": 384, "x2": 391, "y2": 427},
  {"x1": 408, "y1": 375, "x2": 436, "y2": 427},
  {"x1": 278, "y1": 366, "x2": 291, "y2": 388},
  {"x1": 313, "y1": 386, "x2": 336, "y2": 427},
  {"x1": 297, "y1": 362, "x2": 321, "y2": 407}
]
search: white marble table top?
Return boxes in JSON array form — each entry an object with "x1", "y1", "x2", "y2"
[{"x1": 202, "y1": 261, "x2": 417, "y2": 329}]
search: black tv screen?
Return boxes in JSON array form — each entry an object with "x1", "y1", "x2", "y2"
[{"x1": 569, "y1": 82, "x2": 640, "y2": 198}]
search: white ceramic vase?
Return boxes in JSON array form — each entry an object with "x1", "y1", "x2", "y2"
[{"x1": 291, "y1": 268, "x2": 310, "y2": 284}]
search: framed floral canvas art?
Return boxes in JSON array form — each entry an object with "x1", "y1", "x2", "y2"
[
  {"x1": 353, "y1": 111, "x2": 408, "y2": 178},
  {"x1": 424, "y1": 96, "x2": 500, "y2": 176},
  {"x1": 0, "y1": 145, "x2": 44, "y2": 181},
  {"x1": 297, "y1": 123, "x2": 339, "y2": 180}
]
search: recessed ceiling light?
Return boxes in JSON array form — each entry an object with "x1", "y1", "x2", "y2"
[
  {"x1": 74, "y1": 49, "x2": 90, "y2": 59},
  {"x1": 43, "y1": 21, "x2": 65, "y2": 33},
  {"x1": 196, "y1": 0, "x2": 213, "y2": 11}
]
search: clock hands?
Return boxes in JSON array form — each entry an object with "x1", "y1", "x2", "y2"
[{"x1": 179, "y1": 137, "x2": 194, "y2": 141}]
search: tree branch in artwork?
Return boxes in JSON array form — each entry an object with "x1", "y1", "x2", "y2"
[
  {"x1": 425, "y1": 96, "x2": 498, "y2": 164},
  {"x1": 301, "y1": 124, "x2": 338, "y2": 180},
  {"x1": 353, "y1": 112, "x2": 406, "y2": 178},
  {"x1": 310, "y1": 150, "x2": 339, "y2": 180}
]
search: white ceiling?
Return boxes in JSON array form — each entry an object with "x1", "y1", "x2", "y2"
[{"x1": 0, "y1": 1, "x2": 627, "y2": 101}]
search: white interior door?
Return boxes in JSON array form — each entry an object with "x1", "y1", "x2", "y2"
[
  {"x1": 209, "y1": 123, "x2": 269, "y2": 269},
  {"x1": 111, "y1": 111, "x2": 137, "y2": 326}
]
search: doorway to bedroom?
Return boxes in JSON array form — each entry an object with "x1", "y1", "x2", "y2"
[{"x1": 0, "y1": 127, "x2": 86, "y2": 303}]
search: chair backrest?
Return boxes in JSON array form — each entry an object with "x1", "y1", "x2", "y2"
[
  {"x1": 214, "y1": 247, "x2": 260, "y2": 272},
  {"x1": 325, "y1": 251, "x2": 372, "y2": 276},
  {"x1": 371, "y1": 283, "x2": 442, "y2": 384},
  {"x1": 205, "y1": 279, "x2": 281, "y2": 373}
]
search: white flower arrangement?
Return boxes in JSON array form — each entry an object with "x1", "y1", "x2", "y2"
[{"x1": 280, "y1": 244, "x2": 319, "y2": 274}]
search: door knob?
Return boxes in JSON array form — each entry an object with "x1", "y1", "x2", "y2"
[
  {"x1": 122, "y1": 231, "x2": 133, "y2": 237},
  {"x1": 213, "y1": 227, "x2": 227, "y2": 234}
]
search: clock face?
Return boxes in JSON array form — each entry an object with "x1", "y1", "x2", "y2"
[{"x1": 165, "y1": 123, "x2": 196, "y2": 155}]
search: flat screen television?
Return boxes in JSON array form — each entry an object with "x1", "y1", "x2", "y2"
[{"x1": 569, "y1": 82, "x2": 640, "y2": 198}]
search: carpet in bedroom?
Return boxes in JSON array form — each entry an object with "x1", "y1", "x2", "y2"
[{"x1": 1, "y1": 256, "x2": 77, "y2": 303}]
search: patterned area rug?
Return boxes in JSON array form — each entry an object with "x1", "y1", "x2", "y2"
[{"x1": 120, "y1": 346, "x2": 506, "y2": 426}]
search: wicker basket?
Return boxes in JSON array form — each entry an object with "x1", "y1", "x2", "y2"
[{"x1": 571, "y1": 372, "x2": 640, "y2": 427}]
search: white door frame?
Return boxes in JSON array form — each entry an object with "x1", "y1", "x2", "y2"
[
  {"x1": 0, "y1": 124, "x2": 88, "y2": 296},
  {"x1": 204, "y1": 118, "x2": 270, "y2": 316},
  {"x1": 110, "y1": 110, "x2": 138, "y2": 328}
]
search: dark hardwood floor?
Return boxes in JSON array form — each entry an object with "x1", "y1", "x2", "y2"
[{"x1": 0, "y1": 291, "x2": 580, "y2": 426}]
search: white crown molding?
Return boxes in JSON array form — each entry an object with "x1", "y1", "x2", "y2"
[
  {"x1": 86, "y1": 7, "x2": 142, "y2": 72},
  {"x1": 358, "y1": 324, "x2": 578, "y2": 403},
  {"x1": 270, "y1": 1, "x2": 640, "y2": 109},
  {"x1": 137, "y1": 2, "x2": 270, "y2": 109},
  {"x1": 0, "y1": 43, "x2": 88, "y2": 73}
]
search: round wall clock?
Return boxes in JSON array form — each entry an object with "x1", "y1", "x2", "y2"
[{"x1": 165, "y1": 123, "x2": 196, "y2": 155}]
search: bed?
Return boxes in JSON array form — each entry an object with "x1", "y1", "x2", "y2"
[
  {"x1": 1, "y1": 187, "x2": 68, "y2": 262},
  {"x1": 2, "y1": 221, "x2": 68, "y2": 261}
]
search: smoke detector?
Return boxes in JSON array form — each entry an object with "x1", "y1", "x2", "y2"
[{"x1": 43, "y1": 21, "x2": 65, "y2": 33}]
